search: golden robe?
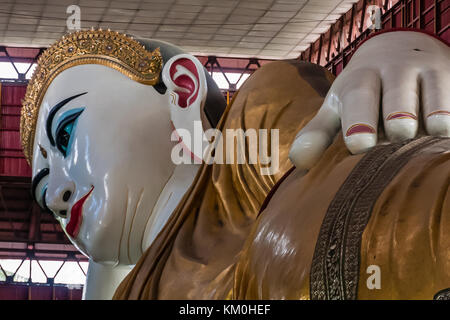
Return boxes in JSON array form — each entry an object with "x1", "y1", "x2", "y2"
[{"x1": 113, "y1": 60, "x2": 450, "y2": 300}]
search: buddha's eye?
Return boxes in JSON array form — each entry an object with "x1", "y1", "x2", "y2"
[{"x1": 55, "y1": 109, "x2": 84, "y2": 157}]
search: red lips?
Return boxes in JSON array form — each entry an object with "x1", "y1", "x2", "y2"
[{"x1": 66, "y1": 186, "x2": 94, "y2": 238}]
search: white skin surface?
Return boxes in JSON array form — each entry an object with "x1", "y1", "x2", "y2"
[
  {"x1": 32, "y1": 64, "x2": 192, "y2": 299},
  {"x1": 81, "y1": 163, "x2": 200, "y2": 300},
  {"x1": 32, "y1": 64, "x2": 177, "y2": 266},
  {"x1": 32, "y1": 53, "x2": 208, "y2": 299},
  {"x1": 290, "y1": 31, "x2": 450, "y2": 169}
]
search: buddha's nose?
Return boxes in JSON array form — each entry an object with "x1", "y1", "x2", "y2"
[{"x1": 45, "y1": 180, "x2": 75, "y2": 218}]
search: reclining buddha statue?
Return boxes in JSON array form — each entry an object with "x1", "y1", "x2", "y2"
[{"x1": 20, "y1": 28, "x2": 450, "y2": 299}]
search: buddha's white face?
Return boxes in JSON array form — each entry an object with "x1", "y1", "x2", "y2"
[{"x1": 31, "y1": 64, "x2": 177, "y2": 265}]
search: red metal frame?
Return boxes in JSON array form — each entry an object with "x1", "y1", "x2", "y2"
[
  {"x1": 0, "y1": 82, "x2": 87, "y2": 298},
  {"x1": 0, "y1": 283, "x2": 83, "y2": 300},
  {"x1": 198, "y1": 56, "x2": 271, "y2": 91}
]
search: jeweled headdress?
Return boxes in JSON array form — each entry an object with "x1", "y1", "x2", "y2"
[{"x1": 20, "y1": 29, "x2": 163, "y2": 165}]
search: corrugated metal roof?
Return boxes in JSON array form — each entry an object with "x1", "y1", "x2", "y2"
[{"x1": 0, "y1": 0, "x2": 359, "y2": 59}]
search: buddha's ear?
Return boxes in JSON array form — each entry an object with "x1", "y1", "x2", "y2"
[{"x1": 162, "y1": 54, "x2": 208, "y2": 162}]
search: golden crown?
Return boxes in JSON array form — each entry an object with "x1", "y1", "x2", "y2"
[{"x1": 20, "y1": 29, "x2": 163, "y2": 165}]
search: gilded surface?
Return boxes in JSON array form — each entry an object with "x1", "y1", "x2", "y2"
[
  {"x1": 114, "y1": 58, "x2": 450, "y2": 300},
  {"x1": 357, "y1": 138, "x2": 450, "y2": 299},
  {"x1": 20, "y1": 29, "x2": 163, "y2": 164},
  {"x1": 113, "y1": 60, "x2": 334, "y2": 299},
  {"x1": 310, "y1": 136, "x2": 445, "y2": 300}
]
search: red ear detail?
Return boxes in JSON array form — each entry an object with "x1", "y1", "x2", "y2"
[{"x1": 169, "y1": 58, "x2": 199, "y2": 108}]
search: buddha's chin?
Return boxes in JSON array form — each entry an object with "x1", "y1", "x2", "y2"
[
  {"x1": 63, "y1": 229, "x2": 89, "y2": 259},
  {"x1": 66, "y1": 235, "x2": 112, "y2": 264},
  {"x1": 65, "y1": 223, "x2": 121, "y2": 265}
]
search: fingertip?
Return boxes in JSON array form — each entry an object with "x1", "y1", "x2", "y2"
[
  {"x1": 344, "y1": 133, "x2": 377, "y2": 154},
  {"x1": 289, "y1": 131, "x2": 330, "y2": 170},
  {"x1": 426, "y1": 113, "x2": 450, "y2": 137},
  {"x1": 385, "y1": 118, "x2": 418, "y2": 142}
]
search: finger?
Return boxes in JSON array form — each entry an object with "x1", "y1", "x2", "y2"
[
  {"x1": 382, "y1": 68, "x2": 420, "y2": 142},
  {"x1": 340, "y1": 69, "x2": 380, "y2": 154},
  {"x1": 289, "y1": 96, "x2": 340, "y2": 170},
  {"x1": 421, "y1": 69, "x2": 450, "y2": 136}
]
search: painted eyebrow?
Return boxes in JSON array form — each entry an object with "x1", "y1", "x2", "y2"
[
  {"x1": 31, "y1": 167, "x2": 49, "y2": 202},
  {"x1": 46, "y1": 92, "x2": 87, "y2": 146}
]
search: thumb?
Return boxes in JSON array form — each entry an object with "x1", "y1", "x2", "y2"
[{"x1": 288, "y1": 98, "x2": 340, "y2": 170}]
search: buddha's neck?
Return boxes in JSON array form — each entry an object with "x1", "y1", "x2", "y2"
[
  {"x1": 141, "y1": 163, "x2": 201, "y2": 252},
  {"x1": 83, "y1": 164, "x2": 201, "y2": 300}
]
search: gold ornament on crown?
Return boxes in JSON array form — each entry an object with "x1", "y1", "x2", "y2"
[{"x1": 20, "y1": 29, "x2": 163, "y2": 165}]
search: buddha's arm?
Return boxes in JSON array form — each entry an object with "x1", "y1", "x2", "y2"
[{"x1": 83, "y1": 259, "x2": 134, "y2": 300}]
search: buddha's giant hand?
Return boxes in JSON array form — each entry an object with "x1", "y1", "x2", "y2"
[{"x1": 289, "y1": 30, "x2": 450, "y2": 169}]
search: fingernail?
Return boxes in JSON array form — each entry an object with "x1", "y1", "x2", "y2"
[
  {"x1": 345, "y1": 124, "x2": 376, "y2": 137},
  {"x1": 386, "y1": 112, "x2": 417, "y2": 121},
  {"x1": 427, "y1": 110, "x2": 450, "y2": 118}
]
